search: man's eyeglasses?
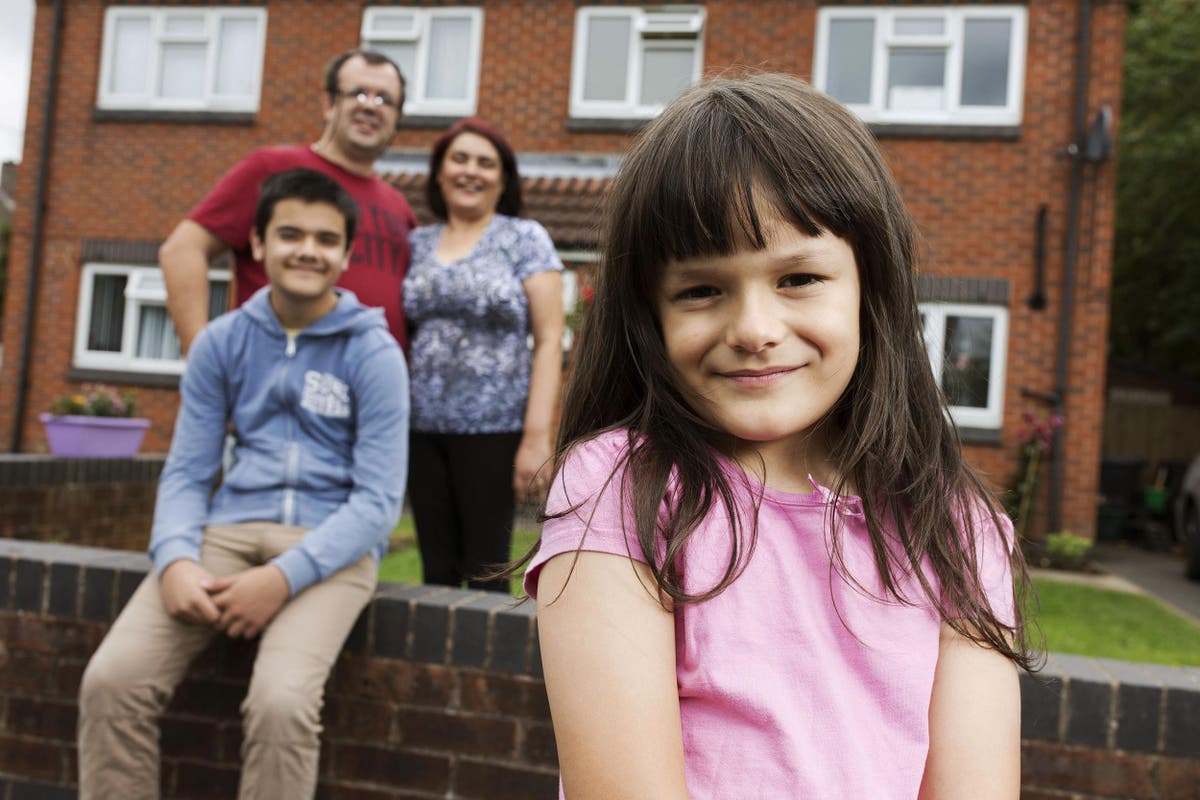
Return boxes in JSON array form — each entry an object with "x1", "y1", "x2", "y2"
[{"x1": 334, "y1": 88, "x2": 400, "y2": 110}]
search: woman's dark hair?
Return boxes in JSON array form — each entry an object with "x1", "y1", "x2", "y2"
[
  {"x1": 426, "y1": 118, "x2": 522, "y2": 219},
  {"x1": 255, "y1": 168, "x2": 359, "y2": 245},
  {"x1": 521, "y1": 73, "x2": 1035, "y2": 670}
]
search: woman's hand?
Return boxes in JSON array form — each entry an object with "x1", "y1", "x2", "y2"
[{"x1": 513, "y1": 432, "x2": 553, "y2": 503}]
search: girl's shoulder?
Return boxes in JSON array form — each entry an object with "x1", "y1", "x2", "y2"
[
  {"x1": 526, "y1": 429, "x2": 646, "y2": 599},
  {"x1": 939, "y1": 493, "x2": 1018, "y2": 626},
  {"x1": 953, "y1": 494, "x2": 1015, "y2": 550},
  {"x1": 549, "y1": 429, "x2": 637, "y2": 506}
]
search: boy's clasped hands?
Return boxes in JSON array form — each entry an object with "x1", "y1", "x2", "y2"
[{"x1": 159, "y1": 560, "x2": 291, "y2": 639}]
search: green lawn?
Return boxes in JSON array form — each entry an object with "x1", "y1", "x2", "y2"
[
  {"x1": 1028, "y1": 576, "x2": 1200, "y2": 667},
  {"x1": 379, "y1": 520, "x2": 540, "y2": 595},
  {"x1": 380, "y1": 520, "x2": 1200, "y2": 667}
]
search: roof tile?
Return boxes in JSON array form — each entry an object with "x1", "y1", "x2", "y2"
[{"x1": 382, "y1": 172, "x2": 608, "y2": 249}]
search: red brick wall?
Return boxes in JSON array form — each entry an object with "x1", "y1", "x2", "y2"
[
  {"x1": 0, "y1": 0, "x2": 1126, "y2": 538},
  {"x1": 3, "y1": 540, "x2": 1200, "y2": 798},
  {"x1": 0, "y1": 541, "x2": 557, "y2": 799},
  {"x1": 0, "y1": 455, "x2": 162, "y2": 551},
  {"x1": 1022, "y1": 741, "x2": 1200, "y2": 800}
]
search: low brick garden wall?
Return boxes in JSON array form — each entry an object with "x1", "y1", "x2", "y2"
[
  {"x1": 0, "y1": 456, "x2": 163, "y2": 551},
  {"x1": 0, "y1": 539, "x2": 555, "y2": 800},
  {"x1": 2, "y1": 537, "x2": 1199, "y2": 799}
]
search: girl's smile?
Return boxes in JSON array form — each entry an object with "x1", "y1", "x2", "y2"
[
  {"x1": 716, "y1": 365, "x2": 802, "y2": 387},
  {"x1": 657, "y1": 212, "x2": 860, "y2": 474}
]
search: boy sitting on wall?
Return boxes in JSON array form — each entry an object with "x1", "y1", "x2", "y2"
[{"x1": 78, "y1": 168, "x2": 409, "y2": 799}]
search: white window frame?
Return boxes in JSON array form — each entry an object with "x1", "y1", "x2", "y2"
[
  {"x1": 569, "y1": 6, "x2": 706, "y2": 120},
  {"x1": 97, "y1": 6, "x2": 267, "y2": 112},
  {"x1": 920, "y1": 302, "x2": 1008, "y2": 429},
  {"x1": 74, "y1": 264, "x2": 231, "y2": 375},
  {"x1": 361, "y1": 6, "x2": 484, "y2": 117},
  {"x1": 814, "y1": 5, "x2": 1027, "y2": 127}
]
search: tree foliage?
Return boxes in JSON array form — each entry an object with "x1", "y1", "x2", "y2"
[{"x1": 1110, "y1": 0, "x2": 1200, "y2": 378}]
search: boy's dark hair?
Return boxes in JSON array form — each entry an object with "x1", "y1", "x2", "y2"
[
  {"x1": 254, "y1": 169, "x2": 359, "y2": 246},
  {"x1": 426, "y1": 117, "x2": 523, "y2": 219},
  {"x1": 522, "y1": 73, "x2": 1036, "y2": 670},
  {"x1": 323, "y1": 49, "x2": 407, "y2": 109}
]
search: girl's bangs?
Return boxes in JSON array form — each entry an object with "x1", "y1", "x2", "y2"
[{"x1": 619, "y1": 104, "x2": 838, "y2": 276}]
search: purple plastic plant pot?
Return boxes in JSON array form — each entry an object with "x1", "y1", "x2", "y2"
[{"x1": 38, "y1": 413, "x2": 151, "y2": 458}]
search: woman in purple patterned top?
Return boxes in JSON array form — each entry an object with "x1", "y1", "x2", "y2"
[{"x1": 403, "y1": 119, "x2": 564, "y2": 591}]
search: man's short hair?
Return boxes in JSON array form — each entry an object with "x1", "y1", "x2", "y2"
[
  {"x1": 255, "y1": 169, "x2": 359, "y2": 245},
  {"x1": 323, "y1": 49, "x2": 407, "y2": 110}
]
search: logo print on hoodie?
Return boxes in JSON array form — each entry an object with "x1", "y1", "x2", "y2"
[{"x1": 301, "y1": 370, "x2": 351, "y2": 418}]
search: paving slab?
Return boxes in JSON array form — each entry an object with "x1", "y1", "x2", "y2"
[{"x1": 1090, "y1": 543, "x2": 1200, "y2": 623}]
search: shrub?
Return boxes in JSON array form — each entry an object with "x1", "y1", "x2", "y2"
[
  {"x1": 1005, "y1": 410, "x2": 1063, "y2": 540},
  {"x1": 1041, "y1": 531, "x2": 1094, "y2": 571}
]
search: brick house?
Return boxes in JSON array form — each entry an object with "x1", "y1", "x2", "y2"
[{"x1": 0, "y1": 0, "x2": 1124, "y2": 539}]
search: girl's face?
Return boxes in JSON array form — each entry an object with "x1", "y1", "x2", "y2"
[
  {"x1": 438, "y1": 131, "x2": 504, "y2": 218},
  {"x1": 657, "y1": 212, "x2": 861, "y2": 460}
]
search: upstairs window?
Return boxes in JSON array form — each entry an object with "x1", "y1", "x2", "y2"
[
  {"x1": 362, "y1": 7, "x2": 484, "y2": 117},
  {"x1": 570, "y1": 6, "x2": 705, "y2": 120},
  {"x1": 920, "y1": 303, "x2": 1009, "y2": 430},
  {"x1": 815, "y1": 6, "x2": 1026, "y2": 127},
  {"x1": 97, "y1": 6, "x2": 267, "y2": 112},
  {"x1": 75, "y1": 264, "x2": 231, "y2": 375}
]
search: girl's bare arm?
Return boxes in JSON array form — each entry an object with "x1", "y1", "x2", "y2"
[
  {"x1": 919, "y1": 622, "x2": 1021, "y2": 799},
  {"x1": 536, "y1": 551, "x2": 690, "y2": 800}
]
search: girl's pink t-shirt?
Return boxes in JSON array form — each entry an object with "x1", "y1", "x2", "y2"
[{"x1": 524, "y1": 430, "x2": 1015, "y2": 800}]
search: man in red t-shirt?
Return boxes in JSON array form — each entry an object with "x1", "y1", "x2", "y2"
[{"x1": 160, "y1": 49, "x2": 418, "y2": 352}]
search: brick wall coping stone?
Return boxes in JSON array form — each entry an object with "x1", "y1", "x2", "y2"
[
  {"x1": 0, "y1": 537, "x2": 542, "y2": 678},
  {"x1": 4, "y1": 537, "x2": 1199, "y2": 760},
  {"x1": 0, "y1": 454, "x2": 165, "y2": 487}
]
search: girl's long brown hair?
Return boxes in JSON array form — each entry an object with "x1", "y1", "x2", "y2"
[{"x1": 517, "y1": 73, "x2": 1036, "y2": 670}]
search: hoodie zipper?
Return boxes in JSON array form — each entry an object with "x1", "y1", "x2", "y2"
[
  {"x1": 279, "y1": 332, "x2": 299, "y2": 525},
  {"x1": 282, "y1": 442, "x2": 299, "y2": 525}
]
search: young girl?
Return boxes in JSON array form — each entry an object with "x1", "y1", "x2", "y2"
[{"x1": 521, "y1": 74, "x2": 1035, "y2": 799}]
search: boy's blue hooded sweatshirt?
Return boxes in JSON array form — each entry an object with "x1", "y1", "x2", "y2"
[{"x1": 150, "y1": 287, "x2": 409, "y2": 595}]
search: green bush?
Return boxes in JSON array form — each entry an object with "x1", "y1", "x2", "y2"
[{"x1": 1042, "y1": 531, "x2": 1093, "y2": 571}]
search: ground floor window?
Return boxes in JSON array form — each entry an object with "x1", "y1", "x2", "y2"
[
  {"x1": 920, "y1": 302, "x2": 1008, "y2": 429},
  {"x1": 74, "y1": 263, "x2": 230, "y2": 375}
]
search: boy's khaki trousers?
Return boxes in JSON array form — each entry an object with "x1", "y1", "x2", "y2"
[{"x1": 77, "y1": 522, "x2": 377, "y2": 800}]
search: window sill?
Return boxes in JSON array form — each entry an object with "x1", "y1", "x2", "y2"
[
  {"x1": 868, "y1": 123, "x2": 1021, "y2": 141},
  {"x1": 69, "y1": 367, "x2": 181, "y2": 389},
  {"x1": 92, "y1": 108, "x2": 256, "y2": 126},
  {"x1": 398, "y1": 114, "x2": 466, "y2": 130},
  {"x1": 958, "y1": 426, "x2": 1003, "y2": 447},
  {"x1": 566, "y1": 117, "x2": 651, "y2": 134}
]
